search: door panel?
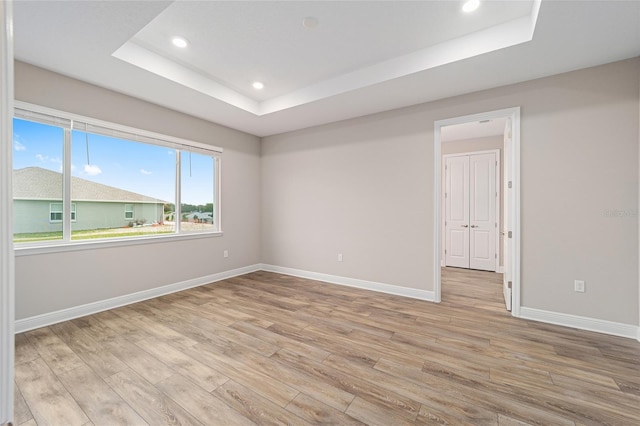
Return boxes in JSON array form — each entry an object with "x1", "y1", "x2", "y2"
[
  {"x1": 445, "y1": 156, "x2": 469, "y2": 268},
  {"x1": 471, "y1": 230, "x2": 491, "y2": 260},
  {"x1": 469, "y1": 153, "x2": 496, "y2": 271}
]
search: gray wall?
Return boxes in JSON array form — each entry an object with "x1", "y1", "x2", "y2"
[
  {"x1": 262, "y1": 58, "x2": 640, "y2": 326},
  {"x1": 14, "y1": 58, "x2": 640, "y2": 328},
  {"x1": 14, "y1": 62, "x2": 261, "y2": 320}
]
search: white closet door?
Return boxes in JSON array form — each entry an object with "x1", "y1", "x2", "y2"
[
  {"x1": 445, "y1": 156, "x2": 470, "y2": 268},
  {"x1": 469, "y1": 153, "x2": 496, "y2": 271},
  {"x1": 445, "y1": 152, "x2": 497, "y2": 272}
]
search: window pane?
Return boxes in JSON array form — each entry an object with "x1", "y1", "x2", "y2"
[
  {"x1": 70, "y1": 130, "x2": 176, "y2": 240},
  {"x1": 180, "y1": 151, "x2": 215, "y2": 232},
  {"x1": 124, "y1": 204, "x2": 134, "y2": 220},
  {"x1": 13, "y1": 118, "x2": 64, "y2": 243},
  {"x1": 50, "y1": 203, "x2": 63, "y2": 222}
]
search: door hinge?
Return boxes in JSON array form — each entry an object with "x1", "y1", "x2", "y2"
[
  {"x1": 508, "y1": 181, "x2": 512, "y2": 188},
  {"x1": 508, "y1": 231, "x2": 513, "y2": 238},
  {"x1": 445, "y1": 192, "x2": 447, "y2": 198},
  {"x1": 495, "y1": 253, "x2": 497, "y2": 259},
  {"x1": 508, "y1": 281, "x2": 512, "y2": 289},
  {"x1": 444, "y1": 249, "x2": 447, "y2": 254},
  {"x1": 495, "y1": 222, "x2": 497, "y2": 228}
]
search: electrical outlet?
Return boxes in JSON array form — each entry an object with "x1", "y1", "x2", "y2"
[
  {"x1": 223, "y1": 250, "x2": 229, "y2": 258},
  {"x1": 337, "y1": 253, "x2": 343, "y2": 262},
  {"x1": 574, "y1": 280, "x2": 585, "y2": 293}
]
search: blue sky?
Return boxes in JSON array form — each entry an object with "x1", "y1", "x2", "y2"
[{"x1": 13, "y1": 118, "x2": 214, "y2": 205}]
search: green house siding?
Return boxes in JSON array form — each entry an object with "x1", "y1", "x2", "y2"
[
  {"x1": 72, "y1": 201, "x2": 164, "y2": 231},
  {"x1": 13, "y1": 199, "x2": 164, "y2": 234},
  {"x1": 13, "y1": 199, "x2": 63, "y2": 234}
]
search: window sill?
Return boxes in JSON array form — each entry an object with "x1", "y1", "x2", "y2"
[{"x1": 14, "y1": 231, "x2": 223, "y2": 257}]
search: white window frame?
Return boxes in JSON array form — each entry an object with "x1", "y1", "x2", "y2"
[
  {"x1": 124, "y1": 204, "x2": 134, "y2": 220},
  {"x1": 14, "y1": 101, "x2": 223, "y2": 255},
  {"x1": 49, "y1": 202, "x2": 76, "y2": 223},
  {"x1": 49, "y1": 202, "x2": 63, "y2": 222}
]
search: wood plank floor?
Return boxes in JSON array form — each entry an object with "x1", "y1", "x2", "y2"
[{"x1": 13, "y1": 268, "x2": 640, "y2": 425}]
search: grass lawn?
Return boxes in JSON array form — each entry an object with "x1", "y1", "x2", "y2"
[
  {"x1": 14, "y1": 226, "x2": 175, "y2": 243},
  {"x1": 14, "y1": 222, "x2": 214, "y2": 243}
]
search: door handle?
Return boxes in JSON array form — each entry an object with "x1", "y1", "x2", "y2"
[
  {"x1": 461, "y1": 225, "x2": 468, "y2": 228},
  {"x1": 470, "y1": 225, "x2": 478, "y2": 228}
]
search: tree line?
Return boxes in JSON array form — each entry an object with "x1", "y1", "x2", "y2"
[{"x1": 164, "y1": 203, "x2": 213, "y2": 213}]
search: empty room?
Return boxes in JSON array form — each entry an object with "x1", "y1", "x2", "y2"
[{"x1": 1, "y1": 1, "x2": 640, "y2": 425}]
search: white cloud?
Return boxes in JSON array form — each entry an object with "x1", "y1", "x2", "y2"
[
  {"x1": 83, "y1": 164, "x2": 102, "y2": 176},
  {"x1": 140, "y1": 168, "x2": 152, "y2": 175},
  {"x1": 14, "y1": 140, "x2": 26, "y2": 151},
  {"x1": 36, "y1": 154, "x2": 62, "y2": 165}
]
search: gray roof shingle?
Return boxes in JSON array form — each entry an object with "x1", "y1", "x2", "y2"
[{"x1": 13, "y1": 167, "x2": 166, "y2": 203}]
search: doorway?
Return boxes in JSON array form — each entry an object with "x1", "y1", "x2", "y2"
[
  {"x1": 433, "y1": 107, "x2": 520, "y2": 316},
  {"x1": 444, "y1": 150, "x2": 499, "y2": 271}
]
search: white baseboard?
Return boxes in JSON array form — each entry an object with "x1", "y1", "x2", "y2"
[
  {"x1": 519, "y1": 307, "x2": 639, "y2": 341},
  {"x1": 15, "y1": 264, "x2": 262, "y2": 333},
  {"x1": 496, "y1": 266, "x2": 504, "y2": 273},
  {"x1": 260, "y1": 264, "x2": 435, "y2": 302},
  {"x1": 16, "y1": 263, "x2": 638, "y2": 343}
]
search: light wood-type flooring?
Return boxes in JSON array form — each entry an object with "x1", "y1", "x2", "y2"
[{"x1": 13, "y1": 268, "x2": 640, "y2": 425}]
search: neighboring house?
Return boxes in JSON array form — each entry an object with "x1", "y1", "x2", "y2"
[{"x1": 13, "y1": 167, "x2": 166, "y2": 234}]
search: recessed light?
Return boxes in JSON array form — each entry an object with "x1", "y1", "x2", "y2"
[
  {"x1": 171, "y1": 37, "x2": 189, "y2": 48},
  {"x1": 252, "y1": 81, "x2": 264, "y2": 90},
  {"x1": 302, "y1": 16, "x2": 319, "y2": 29},
  {"x1": 462, "y1": 0, "x2": 480, "y2": 13}
]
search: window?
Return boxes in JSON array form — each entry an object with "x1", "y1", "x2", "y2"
[
  {"x1": 49, "y1": 203, "x2": 76, "y2": 222},
  {"x1": 180, "y1": 151, "x2": 216, "y2": 232},
  {"x1": 13, "y1": 117, "x2": 65, "y2": 243},
  {"x1": 49, "y1": 203, "x2": 62, "y2": 222},
  {"x1": 13, "y1": 102, "x2": 222, "y2": 246},
  {"x1": 70, "y1": 127, "x2": 178, "y2": 240},
  {"x1": 124, "y1": 204, "x2": 134, "y2": 220}
]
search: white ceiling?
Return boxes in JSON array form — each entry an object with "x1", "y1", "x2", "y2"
[{"x1": 13, "y1": 1, "x2": 640, "y2": 137}]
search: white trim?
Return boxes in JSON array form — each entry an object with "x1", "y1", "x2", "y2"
[
  {"x1": 520, "y1": 307, "x2": 639, "y2": 341},
  {"x1": 496, "y1": 266, "x2": 504, "y2": 273},
  {"x1": 15, "y1": 230, "x2": 223, "y2": 256},
  {"x1": 434, "y1": 107, "x2": 521, "y2": 315},
  {"x1": 260, "y1": 264, "x2": 435, "y2": 302},
  {"x1": 0, "y1": 1, "x2": 13, "y2": 423},
  {"x1": 434, "y1": 124, "x2": 442, "y2": 303},
  {"x1": 15, "y1": 264, "x2": 261, "y2": 333}
]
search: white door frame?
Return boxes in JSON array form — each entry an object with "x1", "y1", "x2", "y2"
[
  {"x1": 433, "y1": 107, "x2": 521, "y2": 317},
  {"x1": 0, "y1": 0, "x2": 14, "y2": 424},
  {"x1": 443, "y1": 149, "x2": 500, "y2": 272}
]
